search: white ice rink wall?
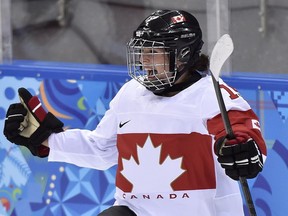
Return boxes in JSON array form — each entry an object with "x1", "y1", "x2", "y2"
[{"x1": 0, "y1": 61, "x2": 287, "y2": 215}]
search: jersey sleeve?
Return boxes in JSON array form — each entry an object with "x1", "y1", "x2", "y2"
[
  {"x1": 203, "y1": 78, "x2": 267, "y2": 157},
  {"x1": 207, "y1": 110, "x2": 267, "y2": 157},
  {"x1": 47, "y1": 81, "x2": 130, "y2": 170}
]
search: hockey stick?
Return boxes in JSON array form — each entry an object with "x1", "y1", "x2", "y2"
[{"x1": 210, "y1": 34, "x2": 257, "y2": 216}]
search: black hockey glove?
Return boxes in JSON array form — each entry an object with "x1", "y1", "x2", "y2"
[
  {"x1": 3, "y1": 88, "x2": 64, "y2": 157},
  {"x1": 215, "y1": 131, "x2": 263, "y2": 181}
]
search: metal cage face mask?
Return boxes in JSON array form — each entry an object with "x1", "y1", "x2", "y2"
[{"x1": 126, "y1": 38, "x2": 177, "y2": 93}]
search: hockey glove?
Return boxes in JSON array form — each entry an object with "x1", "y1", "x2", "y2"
[
  {"x1": 215, "y1": 131, "x2": 263, "y2": 181},
  {"x1": 3, "y1": 88, "x2": 64, "y2": 157}
]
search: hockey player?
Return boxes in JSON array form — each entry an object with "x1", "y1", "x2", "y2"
[{"x1": 4, "y1": 10, "x2": 266, "y2": 216}]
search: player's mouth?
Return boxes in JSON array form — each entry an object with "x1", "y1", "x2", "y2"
[{"x1": 147, "y1": 69, "x2": 158, "y2": 80}]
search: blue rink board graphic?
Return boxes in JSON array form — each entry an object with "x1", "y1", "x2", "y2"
[{"x1": 0, "y1": 61, "x2": 287, "y2": 216}]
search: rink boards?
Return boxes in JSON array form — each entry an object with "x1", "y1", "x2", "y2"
[{"x1": 0, "y1": 60, "x2": 287, "y2": 216}]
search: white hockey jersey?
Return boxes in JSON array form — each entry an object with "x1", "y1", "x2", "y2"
[{"x1": 48, "y1": 76, "x2": 266, "y2": 216}]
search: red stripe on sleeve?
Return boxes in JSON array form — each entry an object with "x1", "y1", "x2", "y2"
[{"x1": 207, "y1": 109, "x2": 267, "y2": 156}]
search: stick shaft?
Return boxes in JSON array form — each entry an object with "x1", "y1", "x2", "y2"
[
  {"x1": 211, "y1": 75, "x2": 257, "y2": 216},
  {"x1": 239, "y1": 177, "x2": 257, "y2": 216},
  {"x1": 211, "y1": 76, "x2": 234, "y2": 139}
]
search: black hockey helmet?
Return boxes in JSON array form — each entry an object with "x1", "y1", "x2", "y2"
[{"x1": 127, "y1": 9, "x2": 204, "y2": 94}]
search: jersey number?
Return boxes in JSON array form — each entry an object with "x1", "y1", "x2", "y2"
[{"x1": 219, "y1": 84, "x2": 240, "y2": 99}]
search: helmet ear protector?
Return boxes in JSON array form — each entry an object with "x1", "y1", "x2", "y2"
[
  {"x1": 178, "y1": 47, "x2": 191, "y2": 62},
  {"x1": 127, "y1": 10, "x2": 204, "y2": 94}
]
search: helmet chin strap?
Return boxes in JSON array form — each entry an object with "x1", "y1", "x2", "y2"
[
  {"x1": 153, "y1": 52, "x2": 201, "y2": 96},
  {"x1": 154, "y1": 69, "x2": 202, "y2": 96}
]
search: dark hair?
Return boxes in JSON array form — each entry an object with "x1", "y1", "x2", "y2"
[{"x1": 191, "y1": 54, "x2": 210, "y2": 72}]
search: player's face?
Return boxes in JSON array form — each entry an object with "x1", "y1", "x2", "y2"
[{"x1": 140, "y1": 47, "x2": 172, "y2": 81}]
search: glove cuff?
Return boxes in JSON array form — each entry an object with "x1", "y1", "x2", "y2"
[
  {"x1": 214, "y1": 131, "x2": 251, "y2": 155},
  {"x1": 30, "y1": 112, "x2": 64, "y2": 146}
]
